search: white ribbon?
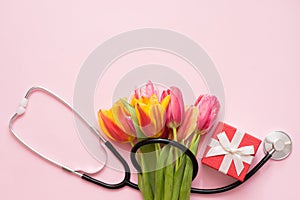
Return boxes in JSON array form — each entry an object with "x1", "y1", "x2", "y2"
[{"x1": 206, "y1": 130, "x2": 255, "y2": 176}]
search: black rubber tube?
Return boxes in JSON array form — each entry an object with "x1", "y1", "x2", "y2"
[
  {"x1": 190, "y1": 152, "x2": 272, "y2": 194},
  {"x1": 83, "y1": 139, "x2": 272, "y2": 194},
  {"x1": 130, "y1": 138, "x2": 199, "y2": 180},
  {"x1": 82, "y1": 141, "x2": 139, "y2": 190}
]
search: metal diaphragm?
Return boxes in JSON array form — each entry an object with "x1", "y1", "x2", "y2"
[{"x1": 263, "y1": 131, "x2": 292, "y2": 160}]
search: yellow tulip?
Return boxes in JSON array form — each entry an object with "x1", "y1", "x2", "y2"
[{"x1": 131, "y1": 94, "x2": 170, "y2": 138}]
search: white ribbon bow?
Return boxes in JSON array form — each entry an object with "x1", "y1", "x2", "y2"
[{"x1": 206, "y1": 130, "x2": 255, "y2": 176}]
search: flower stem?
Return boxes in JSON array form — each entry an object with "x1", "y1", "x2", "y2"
[
  {"x1": 155, "y1": 143, "x2": 160, "y2": 160},
  {"x1": 190, "y1": 132, "x2": 198, "y2": 148},
  {"x1": 155, "y1": 145, "x2": 169, "y2": 200},
  {"x1": 190, "y1": 133, "x2": 201, "y2": 154},
  {"x1": 173, "y1": 127, "x2": 178, "y2": 141},
  {"x1": 171, "y1": 155, "x2": 186, "y2": 200},
  {"x1": 138, "y1": 154, "x2": 154, "y2": 200},
  {"x1": 179, "y1": 158, "x2": 193, "y2": 200},
  {"x1": 172, "y1": 127, "x2": 179, "y2": 170},
  {"x1": 163, "y1": 146, "x2": 174, "y2": 200},
  {"x1": 178, "y1": 132, "x2": 201, "y2": 200}
]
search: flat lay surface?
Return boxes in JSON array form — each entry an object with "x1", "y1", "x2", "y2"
[{"x1": 1, "y1": 1, "x2": 299, "y2": 199}]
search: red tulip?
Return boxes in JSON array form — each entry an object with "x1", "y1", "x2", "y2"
[{"x1": 98, "y1": 100, "x2": 136, "y2": 143}]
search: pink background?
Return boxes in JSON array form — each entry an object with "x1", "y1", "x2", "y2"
[{"x1": 1, "y1": 0, "x2": 299, "y2": 199}]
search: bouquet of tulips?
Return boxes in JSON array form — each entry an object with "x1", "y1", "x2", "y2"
[{"x1": 98, "y1": 81, "x2": 220, "y2": 200}]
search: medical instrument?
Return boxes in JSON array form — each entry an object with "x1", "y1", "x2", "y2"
[
  {"x1": 9, "y1": 86, "x2": 292, "y2": 194},
  {"x1": 8, "y1": 86, "x2": 197, "y2": 190}
]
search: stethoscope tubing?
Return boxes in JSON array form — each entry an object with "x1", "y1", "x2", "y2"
[
  {"x1": 81, "y1": 141, "x2": 139, "y2": 190},
  {"x1": 190, "y1": 150, "x2": 273, "y2": 194},
  {"x1": 9, "y1": 86, "x2": 274, "y2": 194},
  {"x1": 130, "y1": 138, "x2": 274, "y2": 194}
]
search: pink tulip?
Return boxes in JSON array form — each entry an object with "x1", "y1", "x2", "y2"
[
  {"x1": 134, "y1": 80, "x2": 158, "y2": 99},
  {"x1": 177, "y1": 105, "x2": 199, "y2": 141},
  {"x1": 194, "y1": 94, "x2": 220, "y2": 134},
  {"x1": 161, "y1": 86, "x2": 184, "y2": 129}
]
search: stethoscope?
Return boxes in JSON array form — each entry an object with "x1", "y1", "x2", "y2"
[{"x1": 9, "y1": 86, "x2": 292, "y2": 194}]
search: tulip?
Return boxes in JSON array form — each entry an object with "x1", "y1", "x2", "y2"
[
  {"x1": 98, "y1": 99, "x2": 136, "y2": 143},
  {"x1": 131, "y1": 93, "x2": 170, "y2": 138},
  {"x1": 194, "y1": 94, "x2": 220, "y2": 134},
  {"x1": 134, "y1": 80, "x2": 158, "y2": 99},
  {"x1": 177, "y1": 105, "x2": 199, "y2": 141},
  {"x1": 161, "y1": 86, "x2": 184, "y2": 129},
  {"x1": 177, "y1": 95, "x2": 220, "y2": 200}
]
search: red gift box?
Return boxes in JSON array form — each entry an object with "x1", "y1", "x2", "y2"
[{"x1": 202, "y1": 122, "x2": 261, "y2": 181}]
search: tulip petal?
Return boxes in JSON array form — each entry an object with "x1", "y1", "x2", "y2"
[
  {"x1": 151, "y1": 96, "x2": 158, "y2": 104},
  {"x1": 145, "y1": 80, "x2": 157, "y2": 98},
  {"x1": 177, "y1": 106, "x2": 199, "y2": 141},
  {"x1": 136, "y1": 104, "x2": 166, "y2": 138},
  {"x1": 98, "y1": 110, "x2": 134, "y2": 142},
  {"x1": 111, "y1": 100, "x2": 136, "y2": 136},
  {"x1": 160, "y1": 90, "x2": 169, "y2": 102},
  {"x1": 130, "y1": 96, "x2": 138, "y2": 107},
  {"x1": 131, "y1": 96, "x2": 150, "y2": 107},
  {"x1": 204, "y1": 96, "x2": 220, "y2": 132},
  {"x1": 136, "y1": 103, "x2": 151, "y2": 127},
  {"x1": 160, "y1": 95, "x2": 170, "y2": 111},
  {"x1": 134, "y1": 89, "x2": 139, "y2": 99},
  {"x1": 141, "y1": 96, "x2": 150, "y2": 104},
  {"x1": 169, "y1": 86, "x2": 184, "y2": 127},
  {"x1": 194, "y1": 95, "x2": 204, "y2": 106},
  {"x1": 197, "y1": 99, "x2": 212, "y2": 131},
  {"x1": 149, "y1": 104, "x2": 165, "y2": 135},
  {"x1": 196, "y1": 95, "x2": 220, "y2": 132},
  {"x1": 98, "y1": 110, "x2": 114, "y2": 140},
  {"x1": 120, "y1": 98, "x2": 146, "y2": 139}
]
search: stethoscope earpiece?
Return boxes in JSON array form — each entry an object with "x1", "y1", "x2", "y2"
[{"x1": 263, "y1": 131, "x2": 292, "y2": 160}]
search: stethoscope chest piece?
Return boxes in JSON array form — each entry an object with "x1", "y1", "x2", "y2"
[{"x1": 263, "y1": 131, "x2": 292, "y2": 160}]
